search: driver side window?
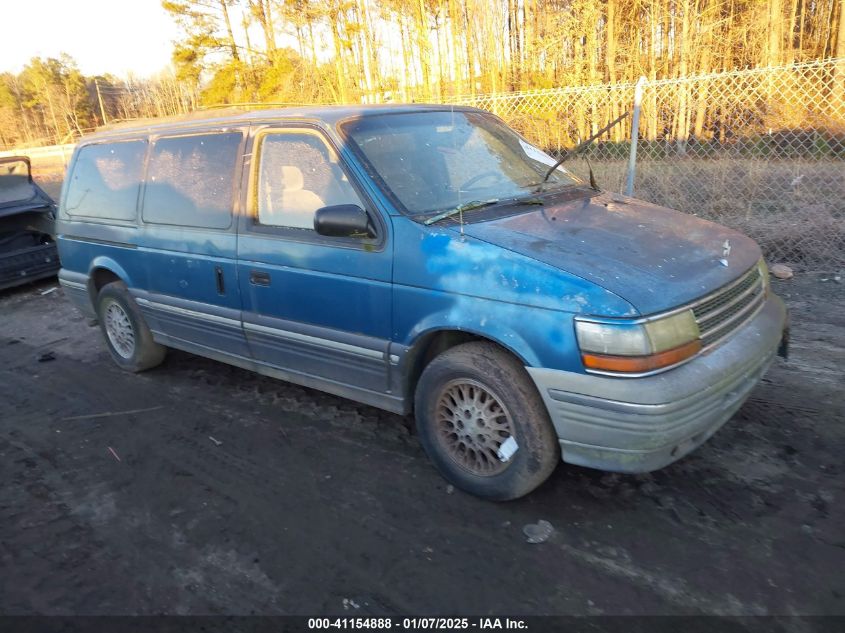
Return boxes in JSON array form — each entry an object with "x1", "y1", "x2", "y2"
[{"x1": 254, "y1": 131, "x2": 363, "y2": 230}]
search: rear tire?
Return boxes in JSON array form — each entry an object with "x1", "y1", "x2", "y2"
[
  {"x1": 414, "y1": 341, "x2": 559, "y2": 500},
  {"x1": 96, "y1": 281, "x2": 166, "y2": 372}
]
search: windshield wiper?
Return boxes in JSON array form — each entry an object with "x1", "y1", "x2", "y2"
[
  {"x1": 423, "y1": 198, "x2": 500, "y2": 225},
  {"x1": 540, "y1": 110, "x2": 630, "y2": 185}
]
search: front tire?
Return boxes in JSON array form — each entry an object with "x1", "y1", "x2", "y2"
[
  {"x1": 414, "y1": 342, "x2": 560, "y2": 500},
  {"x1": 96, "y1": 281, "x2": 166, "y2": 372}
]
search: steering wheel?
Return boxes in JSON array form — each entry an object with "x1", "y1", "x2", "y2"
[{"x1": 459, "y1": 170, "x2": 506, "y2": 192}]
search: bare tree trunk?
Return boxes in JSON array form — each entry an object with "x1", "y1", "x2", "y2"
[
  {"x1": 307, "y1": 19, "x2": 319, "y2": 68},
  {"x1": 258, "y1": 0, "x2": 277, "y2": 55},
  {"x1": 447, "y1": 0, "x2": 464, "y2": 95},
  {"x1": 693, "y1": 32, "x2": 712, "y2": 138},
  {"x1": 416, "y1": 0, "x2": 433, "y2": 98},
  {"x1": 787, "y1": 0, "x2": 800, "y2": 62},
  {"x1": 662, "y1": 0, "x2": 671, "y2": 79},
  {"x1": 42, "y1": 82, "x2": 62, "y2": 143},
  {"x1": 586, "y1": 5, "x2": 598, "y2": 135},
  {"x1": 463, "y1": 1, "x2": 475, "y2": 95},
  {"x1": 834, "y1": 0, "x2": 845, "y2": 104},
  {"x1": 765, "y1": 0, "x2": 783, "y2": 65},
  {"x1": 329, "y1": 14, "x2": 348, "y2": 103},
  {"x1": 219, "y1": 0, "x2": 241, "y2": 61},
  {"x1": 647, "y1": 0, "x2": 658, "y2": 141},
  {"x1": 354, "y1": 0, "x2": 377, "y2": 101},
  {"x1": 607, "y1": 0, "x2": 619, "y2": 140},
  {"x1": 675, "y1": 0, "x2": 691, "y2": 149}
]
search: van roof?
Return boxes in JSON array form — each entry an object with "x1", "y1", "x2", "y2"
[{"x1": 82, "y1": 103, "x2": 483, "y2": 143}]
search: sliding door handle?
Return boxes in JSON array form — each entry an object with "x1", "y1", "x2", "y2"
[{"x1": 249, "y1": 270, "x2": 271, "y2": 286}]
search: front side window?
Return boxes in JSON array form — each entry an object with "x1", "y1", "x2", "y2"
[
  {"x1": 341, "y1": 111, "x2": 582, "y2": 216},
  {"x1": 253, "y1": 130, "x2": 363, "y2": 230},
  {"x1": 142, "y1": 132, "x2": 241, "y2": 229},
  {"x1": 65, "y1": 141, "x2": 146, "y2": 221}
]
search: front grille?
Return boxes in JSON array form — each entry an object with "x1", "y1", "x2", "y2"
[{"x1": 692, "y1": 264, "x2": 765, "y2": 347}]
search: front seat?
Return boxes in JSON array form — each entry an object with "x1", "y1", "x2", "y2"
[{"x1": 275, "y1": 165, "x2": 325, "y2": 229}]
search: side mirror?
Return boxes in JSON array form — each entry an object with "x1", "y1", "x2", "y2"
[{"x1": 313, "y1": 204, "x2": 374, "y2": 238}]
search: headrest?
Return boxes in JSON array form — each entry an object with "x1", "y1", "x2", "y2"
[{"x1": 281, "y1": 165, "x2": 304, "y2": 191}]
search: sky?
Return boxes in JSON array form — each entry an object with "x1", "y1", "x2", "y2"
[{"x1": 3, "y1": 0, "x2": 179, "y2": 78}]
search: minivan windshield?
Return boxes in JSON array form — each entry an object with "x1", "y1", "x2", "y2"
[{"x1": 341, "y1": 111, "x2": 582, "y2": 216}]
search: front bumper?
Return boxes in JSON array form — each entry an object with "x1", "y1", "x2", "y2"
[{"x1": 527, "y1": 294, "x2": 787, "y2": 473}]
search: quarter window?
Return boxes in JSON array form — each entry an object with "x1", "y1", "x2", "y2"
[
  {"x1": 142, "y1": 132, "x2": 241, "y2": 229},
  {"x1": 254, "y1": 131, "x2": 363, "y2": 230},
  {"x1": 65, "y1": 141, "x2": 146, "y2": 221}
]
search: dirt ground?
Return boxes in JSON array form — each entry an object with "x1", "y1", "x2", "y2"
[{"x1": 0, "y1": 269, "x2": 843, "y2": 618}]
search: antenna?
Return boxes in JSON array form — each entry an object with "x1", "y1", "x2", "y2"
[
  {"x1": 541, "y1": 110, "x2": 629, "y2": 184},
  {"x1": 450, "y1": 104, "x2": 465, "y2": 239}
]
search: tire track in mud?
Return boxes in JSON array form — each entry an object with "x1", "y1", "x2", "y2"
[
  {"x1": 0, "y1": 353, "x2": 296, "y2": 614},
  {"x1": 0, "y1": 344, "x2": 665, "y2": 614},
  {"x1": 0, "y1": 431, "x2": 131, "y2": 614},
  {"x1": 0, "y1": 344, "x2": 443, "y2": 614}
]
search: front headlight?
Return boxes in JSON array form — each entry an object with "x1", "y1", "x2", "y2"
[{"x1": 575, "y1": 310, "x2": 701, "y2": 374}]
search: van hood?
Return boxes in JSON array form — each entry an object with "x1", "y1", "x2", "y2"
[{"x1": 461, "y1": 190, "x2": 761, "y2": 315}]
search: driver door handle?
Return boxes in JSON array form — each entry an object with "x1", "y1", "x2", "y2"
[{"x1": 249, "y1": 270, "x2": 271, "y2": 286}]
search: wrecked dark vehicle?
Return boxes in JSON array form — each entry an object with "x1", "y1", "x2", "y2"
[{"x1": 0, "y1": 156, "x2": 60, "y2": 291}]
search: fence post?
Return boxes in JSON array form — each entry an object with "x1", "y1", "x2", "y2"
[{"x1": 624, "y1": 76, "x2": 647, "y2": 197}]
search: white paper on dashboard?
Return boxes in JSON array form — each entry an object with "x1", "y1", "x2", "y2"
[{"x1": 519, "y1": 139, "x2": 569, "y2": 174}]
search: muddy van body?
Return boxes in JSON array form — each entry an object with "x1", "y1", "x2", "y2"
[{"x1": 56, "y1": 105, "x2": 788, "y2": 499}]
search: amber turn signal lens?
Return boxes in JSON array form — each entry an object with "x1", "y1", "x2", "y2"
[{"x1": 582, "y1": 339, "x2": 702, "y2": 373}]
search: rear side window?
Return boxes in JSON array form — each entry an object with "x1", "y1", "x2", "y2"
[
  {"x1": 142, "y1": 132, "x2": 241, "y2": 229},
  {"x1": 64, "y1": 141, "x2": 146, "y2": 221}
]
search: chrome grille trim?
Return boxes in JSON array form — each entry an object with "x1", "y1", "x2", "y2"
[
  {"x1": 695, "y1": 275, "x2": 762, "y2": 324},
  {"x1": 699, "y1": 291, "x2": 765, "y2": 341},
  {"x1": 692, "y1": 264, "x2": 764, "y2": 347}
]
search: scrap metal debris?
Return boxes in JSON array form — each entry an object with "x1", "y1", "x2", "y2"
[
  {"x1": 523, "y1": 520, "x2": 555, "y2": 544},
  {"x1": 107, "y1": 447, "x2": 121, "y2": 462},
  {"x1": 39, "y1": 287, "x2": 58, "y2": 296},
  {"x1": 209, "y1": 436, "x2": 223, "y2": 446}
]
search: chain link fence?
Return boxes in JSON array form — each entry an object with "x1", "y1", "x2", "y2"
[{"x1": 449, "y1": 59, "x2": 845, "y2": 269}]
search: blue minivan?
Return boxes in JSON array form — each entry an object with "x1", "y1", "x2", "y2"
[{"x1": 56, "y1": 105, "x2": 788, "y2": 499}]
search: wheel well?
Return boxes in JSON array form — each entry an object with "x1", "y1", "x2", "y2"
[
  {"x1": 90, "y1": 268, "x2": 121, "y2": 292},
  {"x1": 88, "y1": 268, "x2": 122, "y2": 304},
  {"x1": 404, "y1": 330, "x2": 523, "y2": 406}
]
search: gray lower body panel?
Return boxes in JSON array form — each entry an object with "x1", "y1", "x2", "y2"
[
  {"x1": 58, "y1": 269, "x2": 96, "y2": 319},
  {"x1": 527, "y1": 294, "x2": 788, "y2": 473},
  {"x1": 154, "y1": 330, "x2": 405, "y2": 414},
  {"x1": 131, "y1": 289, "x2": 251, "y2": 359},
  {"x1": 243, "y1": 313, "x2": 390, "y2": 394}
]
